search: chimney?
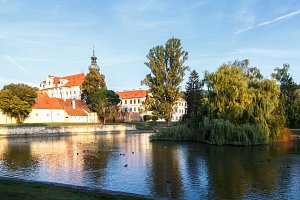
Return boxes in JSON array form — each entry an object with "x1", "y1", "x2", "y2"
[{"x1": 72, "y1": 99, "x2": 76, "y2": 109}]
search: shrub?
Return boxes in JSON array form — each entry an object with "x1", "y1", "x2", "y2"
[
  {"x1": 202, "y1": 117, "x2": 269, "y2": 145},
  {"x1": 150, "y1": 124, "x2": 195, "y2": 141},
  {"x1": 143, "y1": 115, "x2": 151, "y2": 121}
]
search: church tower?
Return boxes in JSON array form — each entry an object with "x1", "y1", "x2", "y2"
[{"x1": 89, "y1": 46, "x2": 100, "y2": 70}]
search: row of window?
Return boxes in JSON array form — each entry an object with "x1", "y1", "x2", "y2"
[
  {"x1": 178, "y1": 102, "x2": 187, "y2": 107},
  {"x1": 121, "y1": 99, "x2": 142, "y2": 105},
  {"x1": 123, "y1": 107, "x2": 142, "y2": 112}
]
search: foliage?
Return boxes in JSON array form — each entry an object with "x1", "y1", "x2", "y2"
[
  {"x1": 184, "y1": 70, "x2": 206, "y2": 118},
  {"x1": 142, "y1": 37, "x2": 189, "y2": 125},
  {"x1": 150, "y1": 124, "x2": 195, "y2": 141},
  {"x1": 90, "y1": 90, "x2": 120, "y2": 124},
  {"x1": 143, "y1": 115, "x2": 151, "y2": 121},
  {"x1": 81, "y1": 67, "x2": 106, "y2": 106},
  {"x1": 272, "y1": 64, "x2": 300, "y2": 127},
  {"x1": 202, "y1": 117, "x2": 268, "y2": 145},
  {"x1": 202, "y1": 60, "x2": 285, "y2": 144},
  {"x1": 0, "y1": 83, "x2": 37, "y2": 124}
]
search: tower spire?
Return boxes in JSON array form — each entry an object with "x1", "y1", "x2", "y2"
[{"x1": 90, "y1": 46, "x2": 99, "y2": 70}]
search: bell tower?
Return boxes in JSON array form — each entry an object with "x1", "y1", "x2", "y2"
[{"x1": 90, "y1": 46, "x2": 100, "y2": 70}]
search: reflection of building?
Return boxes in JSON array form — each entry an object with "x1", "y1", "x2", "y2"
[
  {"x1": 116, "y1": 89, "x2": 187, "y2": 122},
  {"x1": 24, "y1": 92, "x2": 97, "y2": 123}
]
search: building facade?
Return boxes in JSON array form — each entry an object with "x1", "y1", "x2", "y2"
[
  {"x1": 116, "y1": 89, "x2": 187, "y2": 122},
  {"x1": 24, "y1": 92, "x2": 97, "y2": 123}
]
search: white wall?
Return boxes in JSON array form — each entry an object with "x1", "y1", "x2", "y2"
[
  {"x1": 0, "y1": 112, "x2": 16, "y2": 124},
  {"x1": 24, "y1": 109, "x2": 65, "y2": 123}
]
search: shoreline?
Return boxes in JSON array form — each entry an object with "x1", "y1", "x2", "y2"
[
  {"x1": 0, "y1": 124, "x2": 156, "y2": 138},
  {"x1": 0, "y1": 176, "x2": 160, "y2": 200}
]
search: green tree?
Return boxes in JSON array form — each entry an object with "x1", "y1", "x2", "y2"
[
  {"x1": 272, "y1": 64, "x2": 299, "y2": 127},
  {"x1": 90, "y1": 90, "x2": 120, "y2": 124},
  {"x1": 185, "y1": 70, "x2": 204, "y2": 116},
  {"x1": 81, "y1": 67, "x2": 106, "y2": 106},
  {"x1": 202, "y1": 61, "x2": 283, "y2": 144},
  {"x1": 142, "y1": 37, "x2": 189, "y2": 125},
  {"x1": 0, "y1": 83, "x2": 37, "y2": 123}
]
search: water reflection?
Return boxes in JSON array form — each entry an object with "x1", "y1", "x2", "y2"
[
  {"x1": 0, "y1": 134, "x2": 299, "y2": 199},
  {"x1": 0, "y1": 138, "x2": 38, "y2": 177},
  {"x1": 149, "y1": 142, "x2": 183, "y2": 199}
]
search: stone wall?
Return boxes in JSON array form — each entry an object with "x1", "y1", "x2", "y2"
[{"x1": 0, "y1": 125, "x2": 136, "y2": 137}]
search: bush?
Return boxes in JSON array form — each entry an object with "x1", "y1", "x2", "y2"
[
  {"x1": 150, "y1": 124, "x2": 195, "y2": 141},
  {"x1": 202, "y1": 117, "x2": 269, "y2": 145},
  {"x1": 152, "y1": 115, "x2": 158, "y2": 121},
  {"x1": 143, "y1": 115, "x2": 151, "y2": 121}
]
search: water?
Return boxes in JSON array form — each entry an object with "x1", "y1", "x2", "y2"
[{"x1": 0, "y1": 132, "x2": 299, "y2": 199}]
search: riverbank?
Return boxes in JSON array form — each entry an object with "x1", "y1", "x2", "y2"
[
  {"x1": 0, "y1": 124, "x2": 138, "y2": 138},
  {"x1": 0, "y1": 177, "x2": 151, "y2": 200}
]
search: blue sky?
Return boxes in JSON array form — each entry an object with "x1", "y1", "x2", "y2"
[{"x1": 0, "y1": 0, "x2": 299, "y2": 91}]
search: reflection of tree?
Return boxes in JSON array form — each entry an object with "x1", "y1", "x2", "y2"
[
  {"x1": 148, "y1": 141, "x2": 183, "y2": 199},
  {"x1": 2, "y1": 139, "x2": 38, "y2": 175},
  {"x1": 203, "y1": 143, "x2": 293, "y2": 199},
  {"x1": 82, "y1": 139, "x2": 113, "y2": 184}
]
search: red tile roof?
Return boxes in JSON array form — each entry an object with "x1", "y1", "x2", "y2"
[
  {"x1": 32, "y1": 92, "x2": 91, "y2": 116},
  {"x1": 116, "y1": 90, "x2": 147, "y2": 99},
  {"x1": 57, "y1": 99, "x2": 90, "y2": 116},
  {"x1": 32, "y1": 92, "x2": 62, "y2": 109},
  {"x1": 49, "y1": 73, "x2": 85, "y2": 87}
]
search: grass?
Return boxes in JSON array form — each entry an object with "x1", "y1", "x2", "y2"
[{"x1": 0, "y1": 178, "x2": 149, "y2": 200}]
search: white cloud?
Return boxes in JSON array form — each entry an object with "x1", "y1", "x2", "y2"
[
  {"x1": 5, "y1": 55, "x2": 32, "y2": 76},
  {"x1": 235, "y1": 9, "x2": 300, "y2": 34}
]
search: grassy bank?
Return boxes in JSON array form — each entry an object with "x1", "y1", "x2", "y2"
[{"x1": 0, "y1": 178, "x2": 149, "y2": 200}]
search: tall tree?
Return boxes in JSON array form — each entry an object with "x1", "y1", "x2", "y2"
[
  {"x1": 184, "y1": 70, "x2": 204, "y2": 117},
  {"x1": 81, "y1": 67, "x2": 106, "y2": 106},
  {"x1": 272, "y1": 64, "x2": 299, "y2": 127},
  {"x1": 142, "y1": 38, "x2": 189, "y2": 125},
  {"x1": 90, "y1": 90, "x2": 120, "y2": 124},
  {"x1": 0, "y1": 83, "x2": 37, "y2": 123}
]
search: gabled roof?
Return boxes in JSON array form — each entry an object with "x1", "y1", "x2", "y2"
[
  {"x1": 116, "y1": 90, "x2": 147, "y2": 99},
  {"x1": 57, "y1": 99, "x2": 90, "y2": 116},
  {"x1": 33, "y1": 92, "x2": 91, "y2": 116},
  {"x1": 47, "y1": 73, "x2": 85, "y2": 87},
  {"x1": 32, "y1": 92, "x2": 62, "y2": 109}
]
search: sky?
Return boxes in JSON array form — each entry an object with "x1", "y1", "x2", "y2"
[{"x1": 0, "y1": 0, "x2": 300, "y2": 91}]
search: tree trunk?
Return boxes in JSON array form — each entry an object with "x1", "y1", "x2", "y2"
[{"x1": 103, "y1": 117, "x2": 106, "y2": 124}]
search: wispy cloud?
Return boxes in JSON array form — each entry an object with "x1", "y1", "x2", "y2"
[
  {"x1": 138, "y1": 0, "x2": 153, "y2": 12},
  {"x1": 0, "y1": 76, "x2": 38, "y2": 88},
  {"x1": 5, "y1": 55, "x2": 32, "y2": 76},
  {"x1": 235, "y1": 9, "x2": 300, "y2": 34}
]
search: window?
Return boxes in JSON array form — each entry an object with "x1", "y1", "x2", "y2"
[
  {"x1": 130, "y1": 100, "x2": 132, "y2": 104},
  {"x1": 134, "y1": 99, "x2": 136, "y2": 104},
  {"x1": 36, "y1": 113, "x2": 38, "y2": 116},
  {"x1": 47, "y1": 113, "x2": 49, "y2": 117},
  {"x1": 74, "y1": 91, "x2": 76, "y2": 95},
  {"x1": 138, "y1": 99, "x2": 140, "y2": 104},
  {"x1": 66, "y1": 92, "x2": 68, "y2": 96},
  {"x1": 49, "y1": 81, "x2": 51, "y2": 85},
  {"x1": 125, "y1": 100, "x2": 127, "y2": 104},
  {"x1": 134, "y1": 107, "x2": 136, "y2": 112}
]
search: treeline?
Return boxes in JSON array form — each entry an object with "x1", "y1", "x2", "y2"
[
  {"x1": 154, "y1": 62, "x2": 299, "y2": 144},
  {"x1": 148, "y1": 39, "x2": 299, "y2": 145}
]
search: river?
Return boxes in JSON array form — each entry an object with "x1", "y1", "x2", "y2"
[{"x1": 0, "y1": 132, "x2": 299, "y2": 199}]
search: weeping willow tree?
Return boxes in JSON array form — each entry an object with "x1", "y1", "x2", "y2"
[{"x1": 202, "y1": 61, "x2": 286, "y2": 145}]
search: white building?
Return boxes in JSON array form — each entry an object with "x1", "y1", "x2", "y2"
[
  {"x1": 116, "y1": 89, "x2": 187, "y2": 122},
  {"x1": 24, "y1": 92, "x2": 98, "y2": 123},
  {"x1": 39, "y1": 73, "x2": 85, "y2": 100}
]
